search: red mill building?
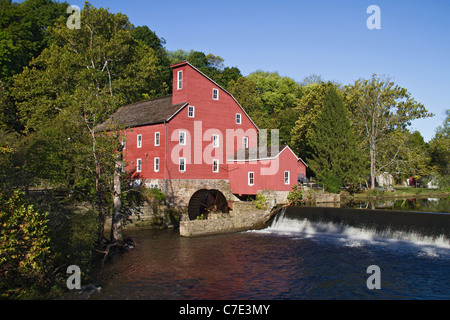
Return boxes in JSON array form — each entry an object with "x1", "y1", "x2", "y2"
[{"x1": 99, "y1": 61, "x2": 307, "y2": 220}]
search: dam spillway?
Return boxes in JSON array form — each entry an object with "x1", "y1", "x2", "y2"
[{"x1": 266, "y1": 206, "x2": 450, "y2": 247}]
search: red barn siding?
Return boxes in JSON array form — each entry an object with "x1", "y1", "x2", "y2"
[
  {"x1": 228, "y1": 147, "x2": 306, "y2": 195},
  {"x1": 120, "y1": 62, "x2": 306, "y2": 196}
]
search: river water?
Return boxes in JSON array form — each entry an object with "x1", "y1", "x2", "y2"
[{"x1": 87, "y1": 199, "x2": 450, "y2": 300}]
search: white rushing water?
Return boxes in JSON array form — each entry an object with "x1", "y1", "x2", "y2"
[{"x1": 258, "y1": 211, "x2": 450, "y2": 250}]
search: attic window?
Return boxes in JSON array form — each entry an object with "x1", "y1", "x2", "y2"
[
  {"x1": 177, "y1": 70, "x2": 183, "y2": 90},
  {"x1": 236, "y1": 113, "x2": 242, "y2": 124},
  {"x1": 212, "y1": 88, "x2": 219, "y2": 100}
]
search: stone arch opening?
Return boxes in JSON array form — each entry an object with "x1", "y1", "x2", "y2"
[{"x1": 188, "y1": 189, "x2": 229, "y2": 220}]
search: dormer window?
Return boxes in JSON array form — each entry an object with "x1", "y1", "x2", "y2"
[
  {"x1": 177, "y1": 70, "x2": 183, "y2": 90},
  {"x1": 212, "y1": 88, "x2": 219, "y2": 100}
]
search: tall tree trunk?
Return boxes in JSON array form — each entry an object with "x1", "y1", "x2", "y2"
[
  {"x1": 370, "y1": 143, "x2": 376, "y2": 189},
  {"x1": 110, "y1": 144, "x2": 123, "y2": 243}
]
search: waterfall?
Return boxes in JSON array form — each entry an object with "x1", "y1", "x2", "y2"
[{"x1": 262, "y1": 206, "x2": 450, "y2": 248}]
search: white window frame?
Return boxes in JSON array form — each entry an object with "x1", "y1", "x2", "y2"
[
  {"x1": 136, "y1": 158, "x2": 142, "y2": 173},
  {"x1": 213, "y1": 134, "x2": 219, "y2": 148},
  {"x1": 154, "y1": 157, "x2": 160, "y2": 172},
  {"x1": 248, "y1": 172, "x2": 254, "y2": 186},
  {"x1": 212, "y1": 159, "x2": 219, "y2": 173},
  {"x1": 284, "y1": 170, "x2": 290, "y2": 185},
  {"x1": 243, "y1": 137, "x2": 249, "y2": 149},
  {"x1": 179, "y1": 157, "x2": 186, "y2": 172},
  {"x1": 212, "y1": 88, "x2": 219, "y2": 100},
  {"x1": 137, "y1": 134, "x2": 142, "y2": 148},
  {"x1": 154, "y1": 132, "x2": 160, "y2": 146},
  {"x1": 179, "y1": 131, "x2": 186, "y2": 145},
  {"x1": 177, "y1": 70, "x2": 183, "y2": 90},
  {"x1": 236, "y1": 113, "x2": 242, "y2": 124},
  {"x1": 188, "y1": 105, "x2": 195, "y2": 118}
]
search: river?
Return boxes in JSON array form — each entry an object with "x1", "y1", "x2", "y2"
[{"x1": 84, "y1": 197, "x2": 450, "y2": 300}]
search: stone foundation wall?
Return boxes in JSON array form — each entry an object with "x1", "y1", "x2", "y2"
[
  {"x1": 179, "y1": 201, "x2": 271, "y2": 237},
  {"x1": 148, "y1": 179, "x2": 239, "y2": 210}
]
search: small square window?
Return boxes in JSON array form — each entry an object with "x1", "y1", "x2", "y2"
[
  {"x1": 188, "y1": 105, "x2": 195, "y2": 118},
  {"x1": 179, "y1": 158, "x2": 186, "y2": 172},
  {"x1": 155, "y1": 132, "x2": 160, "y2": 146},
  {"x1": 236, "y1": 113, "x2": 241, "y2": 124},
  {"x1": 213, "y1": 88, "x2": 219, "y2": 100},
  {"x1": 248, "y1": 172, "x2": 254, "y2": 186}
]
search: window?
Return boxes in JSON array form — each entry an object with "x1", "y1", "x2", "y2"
[
  {"x1": 236, "y1": 113, "x2": 241, "y2": 124},
  {"x1": 284, "y1": 171, "x2": 290, "y2": 185},
  {"x1": 155, "y1": 132, "x2": 160, "y2": 146},
  {"x1": 243, "y1": 137, "x2": 249, "y2": 149},
  {"x1": 179, "y1": 158, "x2": 186, "y2": 172},
  {"x1": 136, "y1": 158, "x2": 142, "y2": 173},
  {"x1": 212, "y1": 159, "x2": 219, "y2": 173},
  {"x1": 213, "y1": 134, "x2": 219, "y2": 148},
  {"x1": 154, "y1": 157, "x2": 160, "y2": 172},
  {"x1": 213, "y1": 88, "x2": 219, "y2": 100},
  {"x1": 177, "y1": 70, "x2": 183, "y2": 90},
  {"x1": 137, "y1": 134, "x2": 142, "y2": 148},
  {"x1": 248, "y1": 172, "x2": 254, "y2": 186},
  {"x1": 179, "y1": 131, "x2": 186, "y2": 145},
  {"x1": 188, "y1": 105, "x2": 195, "y2": 118}
]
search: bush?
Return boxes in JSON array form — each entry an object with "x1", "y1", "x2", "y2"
[
  {"x1": 321, "y1": 174, "x2": 342, "y2": 194},
  {"x1": 0, "y1": 191, "x2": 51, "y2": 298},
  {"x1": 287, "y1": 185, "x2": 304, "y2": 205},
  {"x1": 252, "y1": 194, "x2": 267, "y2": 210}
]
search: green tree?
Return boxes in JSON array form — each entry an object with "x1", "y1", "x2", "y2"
[
  {"x1": 11, "y1": 2, "x2": 165, "y2": 243},
  {"x1": 168, "y1": 49, "x2": 241, "y2": 89},
  {"x1": 290, "y1": 81, "x2": 341, "y2": 161},
  {"x1": 344, "y1": 74, "x2": 433, "y2": 189},
  {"x1": 429, "y1": 109, "x2": 450, "y2": 185},
  {"x1": 229, "y1": 71, "x2": 303, "y2": 145},
  {"x1": 307, "y1": 84, "x2": 365, "y2": 193}
]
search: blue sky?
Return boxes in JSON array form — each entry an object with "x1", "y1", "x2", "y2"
[{"x1": 53, "y1": 1, "x2": 450, "y2": 141}]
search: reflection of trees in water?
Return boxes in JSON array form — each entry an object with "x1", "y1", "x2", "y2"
[{"x1": 343, "y1": 197, "x2": 449, "y2": 213}]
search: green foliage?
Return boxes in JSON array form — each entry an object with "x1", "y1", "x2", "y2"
[
  {"x1": 168, "y1": 49, "x2": 241, "y2": 89},
  {"x1": 320, "y1": 174, "x2": 342, "y2": 194},
  {"x1": 228, "y1": 71, "x2": 303, "y2": 145},
  {"x1": 306, "y1": 84, "x2": 365, "y2": 193},
  {"x1": 0, "y1": 190, "x2": 51, "y2": 298},
  {"x1": 290, "y1": 82, "x2": 339, "y2": 160},
  {"x1": 252, "y1": 194, "x2": 267, "y2": 210},
  {"x1": 344, "y1": 74, "x2": 433, "y2": 188},
  {"x1": 287, "y1": 185, "x2": 303, "y2": 205},
  {"x1": 429, "y1": 109, "x2": 449, "y2": 177}
]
